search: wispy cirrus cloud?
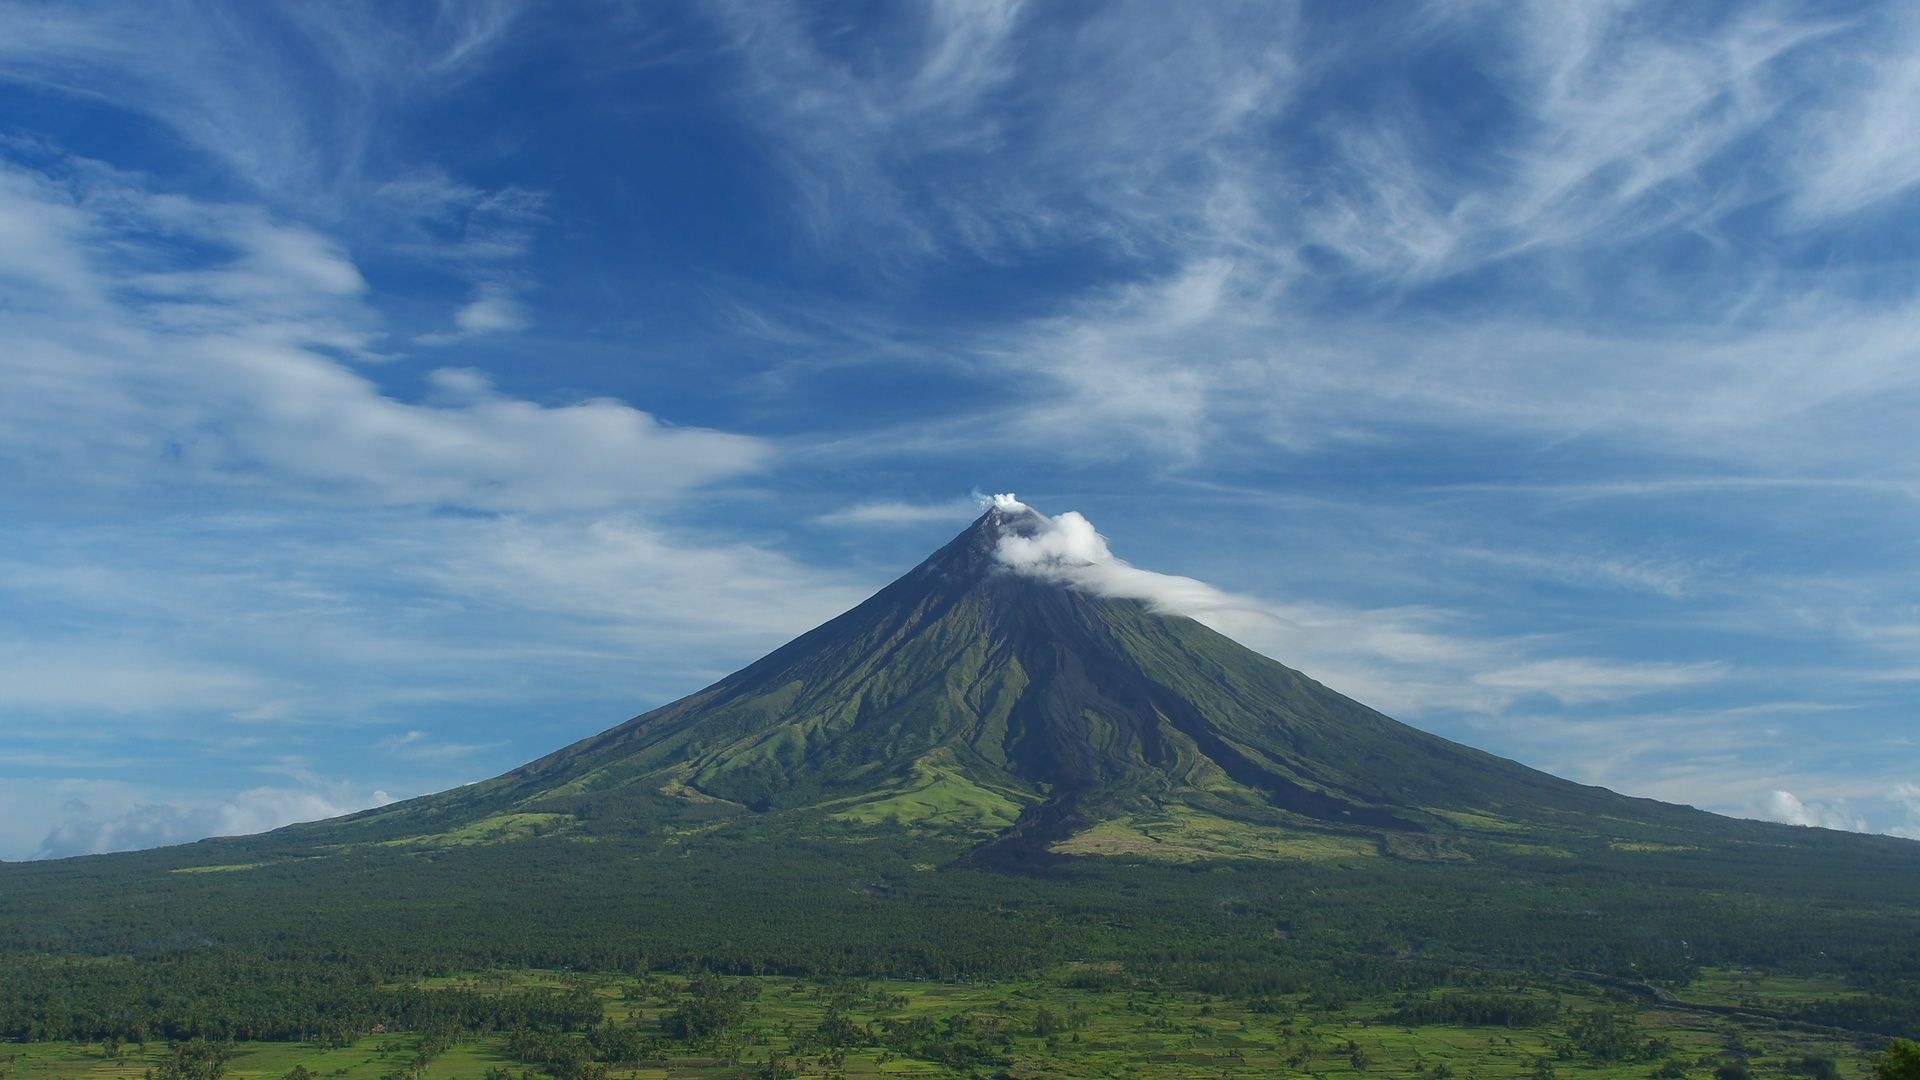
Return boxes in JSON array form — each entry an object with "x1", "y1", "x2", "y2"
[
  {"x1": 1790, "y1": 12, "x2": 1920, "y2": 221},
  {"x1": 706, "y1": 0, "x2": 1300, "y2": 265},
  {"x1": 0, "y1": 1, "x2": 550, "y2": 351},
  {"x1": 815, "y1": 497, "x2": 984, "y2": 527},
  {"x1": 0, "y1": 0, "x2": 525, "y2": 201},
  {"x1": 705, "y1": 0, "x2": 1029, "y2": 259},
  {"x1": 381, "y1": 730, "x2": 499, "y2": 763},
  {"x1": 721, "y1": 1, "x2": 1920, "y2": 473},
  {"x1": 1299, "y1": 2, "x2": 1832, "y2": 277}
]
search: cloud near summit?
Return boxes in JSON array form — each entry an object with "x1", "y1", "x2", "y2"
[{"x1": 991, "y1": 498, "x2": 1255, "y2": 621}]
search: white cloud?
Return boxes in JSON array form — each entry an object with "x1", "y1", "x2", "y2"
[
  {"x1": 1471, "y1": 659, "x2": 1727, "y2": 708},
  {"x1": 0, "y1": 4, "x2": 548, "y2": 366},
  {"x1": 0, "y1": 641, "x2": 281, "y2": 715},
  {"x1": 708, "y1": 0, "x2": 1298, "y2": 263},
  {"x1": 732, "y1": 4, "x2": 1920, "y2": 478},
  {"x1": 1759, "y1": 789, "x2": 1868, "y2": 832},
  {"x1": 1000, "y1": 260, "x2": 1231, "y2": 459},
  {"x1": 0, "y1": 141, "x2": 839, "y2": 858},
  {"x1": 28, "y1": 777, "x2": 395, "y2": 860},
  {"x1": 0, "y1": 505, "x2": 877, "y2": 744},
  {"x1": 948, "y1": 250, "x2": 1920, "y2": 471},
  {"x1": 0, "y1": 157, "x2": 769, "y2": 512},
  {"x1": 419, "y1": 283, "x2": 530, "y2": 344},
  {"x1": 1893, "y1": 782, "x2": 1920, "y2": 840},
  {"x1": 217, "y1": 360, "x2": 766, "y2": 511},
  {"x1": 706, "y1": 0, "x2": 1027, "y2": 258},
  {"x1": 380, "y1": 730, "x2": 498, "y2": 762},
  {"x1": 1413, "y1": 3, "x2": 1819, "y2": 267},
  {"x1": 426, "y1": 515, "x2": 873, "y2": 647},
  {"x1": 1792, "y1": 14, "x2": 1920, "y2": 221},
  {"x1": 0, "y1": 1, "x2": 523, "y2": 201},
  {"x1": 454, "y1": 285, "x2": 527, "y2": 334},
  {"x1": 815, "y1": 497, "x2": 985, "y2": 527}
]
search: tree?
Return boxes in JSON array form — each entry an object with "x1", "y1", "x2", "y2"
[
  {"x1": 146, "y1": 1039, "x2": 230, "y2": 1080},
  {"x1": 1796, "y1": 1056, "x2": 1841, "y2": 1080},
  {"x1": 1874, "y1": 1040, "x2": 1920, "y2": 1080},
  {"x1": 1032, "y1": 1006, "x2": 1061, "y2": 1037}
]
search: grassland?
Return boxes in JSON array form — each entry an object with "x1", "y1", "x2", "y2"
[
  {"x1": 825, "y1": 760, "x2": 1031, "y2": 836},
  {"x1": 0, "y1": 966, "x2": 1890, "y2": 1080},
  {"x1": 1051, "y1": 806, "x2": 1381, "y2": 863},
  {"x1": 378, "y1": 813, "x2": 575, "y2": 848}
]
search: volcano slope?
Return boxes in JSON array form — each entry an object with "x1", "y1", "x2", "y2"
[{"x1": 2, "y1": 501, "x2": 1918, "y2": 1037}]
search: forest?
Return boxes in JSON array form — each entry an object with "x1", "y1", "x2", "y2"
[{"x1": 1, "y1": 810, "x2": 1917, "y2": 1076}]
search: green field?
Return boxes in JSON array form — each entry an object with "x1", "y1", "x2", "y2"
[{"x1": 0, "y1": 966, "x2": 1894, "y2": 1080}]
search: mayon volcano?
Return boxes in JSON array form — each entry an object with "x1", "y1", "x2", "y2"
[
  {"x1": 308, "y1": 497, "x2": 1777, "y2": 863},
  {"x1": 6, "y1": 496, "x2": 1920, "y2": 1051}
]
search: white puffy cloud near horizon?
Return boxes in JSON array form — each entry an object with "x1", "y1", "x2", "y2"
[
  {"x1": 1760, "y1": 789, "x2": 1867, "y2": 832},
  {"x1": 22, "y1": 777, "x2": 397, "y2": 861}
]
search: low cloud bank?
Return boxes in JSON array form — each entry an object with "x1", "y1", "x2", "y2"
[
  {"x1": 1761, "y1": 789, "x2": 1868, "y2": 832},
  {"x1": 1893, "y1": 782, "x2": 1920, "y2": 840},
  {"x1": 1755, "y1": 783, "x2": 1920, "y2": 839},
  {"x1": 33, "y1": 783, "x2": 395, "y2": 860}
]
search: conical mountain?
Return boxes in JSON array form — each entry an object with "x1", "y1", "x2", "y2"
[
  {"x1": 323, "y1": 498, "x2": 1753, "y2": 862},
  {"x1": 6, "y1": 501, "x2": 1917, "y2": 1061}
]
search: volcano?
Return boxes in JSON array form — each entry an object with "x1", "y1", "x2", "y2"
[
  {"x1": 6, "y1": 495, "x2": 1919, "y2": 1018},
  {"x1": 312, "y1": 497, "x2": 1769, "y2": 863}
]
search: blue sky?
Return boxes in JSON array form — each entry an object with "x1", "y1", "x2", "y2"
[{"x1": 1, "y1": 0, "x2": 1917, "y2": 860}]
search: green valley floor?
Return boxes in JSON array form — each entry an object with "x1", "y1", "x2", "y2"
[{"x1": 1, "y1": 965, "x2": 1899, "y2": 1080}]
